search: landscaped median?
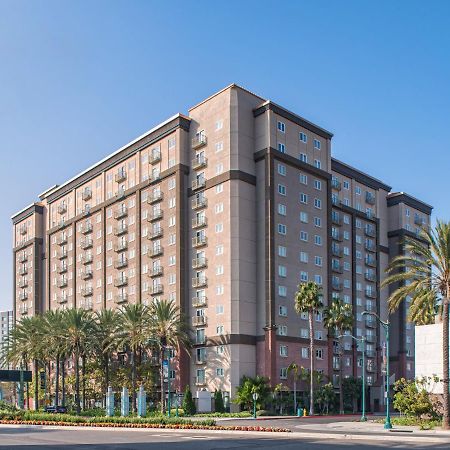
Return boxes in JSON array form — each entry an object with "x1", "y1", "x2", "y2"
[{"x1": 0, "y1": 411, "x2": 290, "y2": 433}]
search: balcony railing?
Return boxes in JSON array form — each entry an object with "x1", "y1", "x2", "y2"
[
  {"x1": 365, "y1": 192, "x2": 376, "y2": 205},
  {"x1": 414, "y1": 215, "x2": 425, "y2": 226},
  {"x1": 332, "y1": 231, "x2": 343, "y2": 242},
  {"x1": 81, "y1": 188, "x2": 92, "y2": 201},
  {"x1": 148, "y1": 210, "x2": 163, "y2": 222},
  {"x1": 57, "y1": 234, "x2": 68, "y2": 246},
  {"x1": 80, "y1": 238, "x2": 93, "y2": 250},
  {"x1": 115, "y1": 170, "x2": 127, "y2": 183},
  {"x1": 365, "y1": 318, "x2": 376, "y2": 328},
  {"x1": 81, "y1": 269, "x2": 93, "y2": 280},
  {"x1": 148, "y1": 227, "x2": 163, "y2": 239},
  {"x1": 192, "y1": 296, "x2": 207, "y2": 307},
  {"x1": 147, "y1": 191, "x2": 163, "y2": 204},
  {"x1": 57, "y1": 264, "x2": 67, "y2": 274},
  {"x1": 58, "y1": 249, "x2": 68, "y2": 260},
  {"x1": 192, "y1": 196, "x2": 207, "y2": 210},
  {"x1": 148, "y1": 172, "x2": 161, "y2": 183},
  {"x1": 365, "y1": 257, "x2": 376, "y2": 267},
  {"x1": 114, "y1": 258, "x2": 128, "y2": 269},
  {"x1": 19, "y1": 226, "x2": 27, "y2": 235},
  {"x1": 332, "y1": 281, "x2": 343, "y2": 291},
  {"x1": 149, "y1": 151, "x2": 161, "y2": 164},
  {"x1": 332, "y1": 246, "x2": 343, "y2": 257},
  {"x1": 365, "y1": 226, "x2": 376, "y2": 237},
  {"x1": 80, "y1": 222, "x2": 93, "y2": 234},
  {"x1": 115, "y1": 293, "x2": 128, "y2": 304},
  {"x1": 19, "y1": 266, "x2": 28, "y2": 275},
  {"x1": 192, "y1": 315, "x2": 207, "y2": 326},
  {"x1": 114, "y1": 241, "x2": 128, "y2": 252},
  {"x1": 192, "y1": 276, "x2": 207, "y2": 288},
  {"x1": 19, "y1": 253, "x2": 28, "y2": 263},
  {"x1": 331, "y1": 262, "x2": 343, "y2": 273},
  {"x1": 365, "y1": 242, "x2": 376, "y2": 252},
  {"x1": 149, "y1": 266, "x2": 163, "y2": 277},
  {"x1": 192, "y1": 235, "x2": 207, "y2": 248},
  {"x1": 149, "y1": 284, "x2": 163, "y2": 295},
  {"x1": 114, "y1": 206, "x2": 128, "y2": 219},
  {"x1": 365, "y1": 334, "x2": 376, "y2": 344},
  {"x1": 365, "y1": 290, "x2": 377, "y2": 299},
  {"x1": 366, "y1": 349, "x2": 376, "y2": 358},
  {"x1": 192, "y1": 155, "x2": 208, "y2": 170},
  {"x1": 148, "y1": 246, "x2": 163, "y2": 257},
  {"x1": 19, "y1": 306, "x2": 28, "y2": 315},
  {"x1": 57, "y1": 203, "x2": 67, "y2": 214},
  {"x1": 81, "y1": 286, "x2": 93, "y2": 297},
  {"x1": 57, "y1": 278, "x2": 68, "y2": 288},
  {"x1": 81, "y1": 253, "x2": 93, "y2": 265},
  {"x1": 114, "y1": 224, "x2": 128, "y2": 236},
  {"x1": 114, "y1": 276, "x2": 128, "y2": 287},
  {"x1": 331, "y1": 197, "x2": 341, "y2": 207},
  {"x1": 331, "y1": 179, "x2": 341, "y2": 190},
  {"x1": 195, "y1": 335, "x2": 207, "y2": 345},
  {"x1": 365, "y1": 272, "x2": 376, "y2": 282},
  {"x1": 192, "y1": 216, "x2": 207, "y2": 229},
  {"x1": 192, "y1": 134, "x2": 207, "y2": 149},
  {"x1": 192, "y1": 178, "x2": 206, "y2": 190},
  {"x1": 331, "y1": 213, "x2": 342, "y2": 226},
  {"x1": 196, "y1": 357, "x2": 206, "y2": 365},
  {"x1": 19, "y1": 291, "x2": 28, "y2": 301},
  {"x1": 192, "y1": 257, "x2": 207, "y2": 269},
  {"x1": 195, "y1": 376, "x2": 206, "y2": 386},
  {"x1": 19, "y1": 279, "x2": 28, "y2": 288}
]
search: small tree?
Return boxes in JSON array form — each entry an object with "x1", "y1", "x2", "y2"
[
  {"x1": 234, "y1": 376, "x2": 270, "y2": 412},
  {"x1": 214, "y1": 390, "x2": 225, "y2": 413},
  {"x1": 342, "y1": 376, "x2": 362, "y2": 413},
  {"x1": 182, "y1": 385, "x2": 196, "y2": 416},
  {"x1": 315, "y1": 382, "x2": 336, "y2": 415}
]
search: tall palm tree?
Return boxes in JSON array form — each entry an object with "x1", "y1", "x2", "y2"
[
  {"x1": 5, "y1": 316, "x2": 45, "y2": 410},
  {"x1": 93, "y1": 309, "x2": 119, "y2": 403},
  {"x1": 323, "y1": 299, "x2": 353, "y2": 414},
  {"x1": 294, "y1": 282, "x2": 323, "y2": 415},
  {"x1": 148, "y1": 299, "x2": 192, "y2": 413},
  {"x1": 114, "y1": 303, "x2": 150, "y2": 413},
  {"x1": 382, "y1": 220, "x2": 450, "y2": 429},
  {"x1": 63, "y1": 308, "x2": 95, "y2": 414},
  {"x1": 287, "y1": 362, "x2": 301, "y2": 413}
]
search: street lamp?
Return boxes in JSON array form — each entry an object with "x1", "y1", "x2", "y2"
[
  {"x1": 338, "y1": 334, "x2": 366, "y2": 422},
  {"x1": 362, "y1": 311, "x2": 392, "y2": 430},
  {"x1": 252, "y1": 392, "x2": 259, "y2": 419}
]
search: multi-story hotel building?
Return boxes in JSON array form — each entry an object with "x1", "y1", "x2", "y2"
[
  {"x1": 0, "y1": 310, "x2": 14, "y2": 369},
  {"x1": 11, "y1": 84, "x2": 432, "y2": 410}
]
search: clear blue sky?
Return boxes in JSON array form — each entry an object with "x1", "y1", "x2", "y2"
[{"x1": 1, "y1": 0, "x2": 449, "y2": 311}]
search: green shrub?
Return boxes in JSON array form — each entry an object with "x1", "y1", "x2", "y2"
[
  {"x1": 182, "y1": 385, "x2": 196, "y2": 416},
  {"x1": 195, "y1": 411, "x2": 251, "y2": 418},
  {"x1": 0, "y1": 400, "x2": 17, "y2": 412},
  {"x1": 214, "y1": 390, "x2": 225, "y2": 413}
]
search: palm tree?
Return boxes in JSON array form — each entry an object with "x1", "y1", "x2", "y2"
[
  {"x1": 93, "y1": 309, "x2": 119, "y2": 403},
  {"x1": 287, "y1": 362, "x2": 301, "y2": 413},
  {"x1": 63, "y1": 308, "x2": 95, "y2": 414},
  {"x1": 148, "y1": 299, "x2": 192, "y2": 413},
  {"x1": 114, "y1": 303, "x2": 150, "y2": 413},
  {"x1": 381, "y1": 220, "x2": 450, "y2": 429},
  {"x1": 5, "y1": 316, "x2": 45, "y2": 410},
  {"x1": 294, "y1": 282, "x2": 323, "y2": 415},
  {"x1": 323, "y1": 299, "x2": 353, "y2": 414}
]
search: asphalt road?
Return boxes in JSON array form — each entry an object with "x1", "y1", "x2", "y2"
[{"x1": 0, "y1": 425, "x2": 448, "y2": 450}]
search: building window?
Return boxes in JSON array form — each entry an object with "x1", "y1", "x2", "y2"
[
  {"x1": 300, "y1": 231, "x2": 308, "y2": 242},
  {"x1": 279, "y1": 305, "x2": 287, "y2": 316},
  {"x1": 300, "y1": 193, "x2": 308, "y2": 204},
  {"x1": 278, "y1": 143, "x2": 286, "y2": 153},
  {"x1": 277, "y1": 163, "x2": 286, "y2": 176},
  {"x1": 313, "y1": 139, "x2": 321, "y2": 150},
  {"x1": 278, "y1": 265, "x2": 287, "y2": 277},
  {"x1": 299, "y1": 153, "x2": 307, "y2": 163},
  {"x1": 314, "y1": 159, "x2": 321, "y2": 169},
  {"x1": 280, "y1": 368, "x2": 288, "y2": 379},
  {"x1": 300, "y1": 252, "x2": 308, "y2": 263},
  {"x1": 300, "y1": 271, "x2": 308, "y2": 281},
  {"x1": 300, "y1": 212, "x2": 308, "y2": 223},
  {"x1": 280, "y1": 345, "x2": 288, "y2": 357},
  {"x1": 315, "y1": 256, "x2": 322, "y2": 266},
  {"x1": 278, "y1": 204, "x2": 287, "y2": 216},
  {"x1": 277, "y1": 121, "x2": 286, "y2": 133},
  {"x1": 299, "y1": 174, "x2": 308, "y2": 185},
  {"x1": 278, "y1": 285, "x2": 287, "y2": 297},
  {"x1": 299, "y1": 132, "x2": 307, "y2": 143},
  {"x1": 278, "y1": 245, "x2": 287, "y2": 257},
  {"x1": 316, "y1": 349, "x2": 324, "y2": 360},
  {"x1": 314, "y1": 217, "x2": 321, "y2": 227},
  {"x1": 314, "y1": 235, "x2": 322, "y2": 246},
  {"x1": 278, "y1": 325, "x2": 288, "y2": 336},
  {"x1": 314, "y1": 198, "x2": 322, "y2": 209},
  {"x1": 314, "y1": 180, "x2": 322, "y2": 190},
  {"x1": 278, "y1": 184, "x2": 286, "y2": 196},
  {"x1": 278, "y1": 224, "x2": 287, "y2": 235},
  {"x1": 301, "y1": 348, "x2": 309, "y2": 358}
]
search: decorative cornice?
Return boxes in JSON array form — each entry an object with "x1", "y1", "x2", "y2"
[
  {"x1": 387, "y1": 192, "x2": 433, "y2": 215},
  {"x1": 387, "y1": 228, "x2": 429, "y2": 245},
  {"x1": 11, "y1": 204, "x2": 44, "y2": 225}
]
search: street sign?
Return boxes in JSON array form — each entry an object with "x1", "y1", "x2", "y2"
[{"x1": 0, "y1": 370, "x2": 32, "y2": 382}]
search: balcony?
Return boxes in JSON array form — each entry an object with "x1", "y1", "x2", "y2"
[
  {"x1": 365, "y1": 242, "x2": 376, "y2": 252},
  {"x1": 57, "y1": 278, "x2": 68, "y2": 288},
  {"x1": 192, "y1": 216, "x2": 207, "y2": 229},
  {"x1": 19, "y1": 226, "x2": 27, "y2": 235},
  {"x1": 147, "y1": 191, "x2": 163, "y2": 204},
  {"x1": 192, "y1": 134, "x2": 207, "y2": 149},
  {"x1": 114, "y1": 206, "x2": 128, "y2": 219},
  {"x1": 18, "y1": 278, "x2": 28, "y2": 288},
  {"x1": 195, "y1": 335, "x2": 207, "y2": 345},
  {"x1": 80, "y1": 222, "x2": 93, "y2": 234},
  {"x1": 114, "y1": 276, "x2": 128, "y2": 287},
  {"x1": 192, "y1": 178, "x2": 206, "y2": 190},
  {"x1": 57, "y1": 203, "x2": 67, "y2": 214},
  {"x1": 365, "y1": 226, "x2": 376, "y2": 237},
  {"x1": 58, "y1": 249, "x2": 68, "y2": 260},
  {"x1": 192, "y1": 296, "x2": 207, "y2": 308},
  {"x1": 148, "y1": 227, "x2": 163, "y2": 239},
  {"x1": 19, "y1": 306, "x2": 28, "y2": 316},
  {"x1": 192, "y1": 196, "x2": 207, "y2": 210},
  {"x1": 365, "y1": 334, "x2": 376, "y2": 344},
  {"x1": 57, "y1": 234, "x2": 68, "y2": 246},
  {"x1": 81, "y1": 269, "x2": 93, "y2": 280},
  {"x1": 192, "y1": 315, "x2": 207, "y2": 326},
  {"x1": 115, "y1": 170, "x2": 127, "y2": 183},
  {"x1": 82, "y1": 188, "x2": 92, "y2": 201},
  {"x1": 80, "y1": 300, "x2": 93, "y2": 311},
  {"x1": 57, "y1": 295, "x2": 68, "y2": 304},
  {"x1": 148, "y1": 172, "x2": 161, "y2": 183},
  {"x1": 114, "y1": 224, "x2": 128, "y2": 236},
  {"x1": 81, "y1": 253, "x2": 93, "y2": 265},
  {"x1": 196, "y1": 357, "x2": 206, "y2": 365},
  {"x1": 332, "y1": 246, "x2": 343, "y2": 257},
  {"x1": 366, "y1": 349, "x2": 376, "y2": 358},
  {"x1": 192, "y1": 155, "x2": 208, "y2": 170},
  {"x1": 331, "y1": 197, "x2": 341, "y2": 207},
  {"x1": 366, "y1": 362, "x2": 377, "y2": 373},
  {"x1": 192, "y1": 276, "x2": 207, "y2": 288},
  {"x1": 365, "y1": 256, "x2": 376, "y2": 267},
  {"x1": 114, "y1": 241, "x2": 128, "y2": 252},
  {"x1": 365, "y1": 318, "x2": 376, "y2": 328},
  {"x1": 148, "y1": 246, "x2": 163, "y2": 257},
  {"x1": 414, "y1": 215, "x2": 425, "y2": 226},
  {"x1": 19, "y1": 291, "x2": 28, "y2": 301},
  {"x1": 192, "y1": 235, "x2": 207, "y2": 248},
  {"x1": 331, "y1": 262, "x2": 343, "y2": 273},
  {"x1": 19, "y1": 253, "x2": 28, "y2": 263},
  {"x1": 149, "y1": 150, "x2": 161, "y2": 164},
  {"x1": 148, "y1": 210, "x2": 163, "y2": 222},
  {"x1": 115, "y1": 293, "x2": 128, "y2": 304},
  {"x1": 331, "y1": 213, "x2": 342, "y2": 226},
  {"x1": 332, "y1": 281, "x2": 343, "y2": 291},
  {"x1": 19, "y1": 266, "x2": 28, "y2": 276},
  {"x1": 57, "y1": 264, "x2": 67, "y2": 274},
  {"x1": 149, "y1": 266, "x2": 163, "y2": 277},
  {"x1": 80, "y1": 238, "x2": 93, "y2": 250},
  {"x1": 114, "y1": 258, "x2": 128, "y2": 269},
  {"x1": 57, "y1": 220, "x2": 66, "y2": 229},
  {"x1": 149, "y1": 284, "x2": 163, "y2": 295},
  {"x1": 192, "y1": 257, "x2": 207, "y2": 269},
  {"x1": 332, "y1": 231, "x2": 343, "y2": 242},
  {"x1": 365, "y1": 290, "x2": 377, "y2": 299},
  {"x1": 365, "y1": 272, "x2": 376, "y2": 282},
  {"x1": 365, "y1": 192, "x2": 376, "y2": 205},
  {"x1": 81, "y1": 286, "x2": 93, "y2": 297},
  {"x1": 331, "y1": 179, "x2": 341, "y2": 190}
]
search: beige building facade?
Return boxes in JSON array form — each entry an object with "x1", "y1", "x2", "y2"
[{"x1": 12, "y1": 84, "x2": 432, "y2": 409}]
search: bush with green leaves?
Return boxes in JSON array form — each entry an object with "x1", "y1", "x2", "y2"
[
  {"x1": 182, "y1": 385, "x2": 196, "y2": 416},
  {"x1": 233, "y1": 376, "x2": 271, "y2": 412},
  {"x1": 214, "y1": 390, "x2": 225, "y2": 413}
]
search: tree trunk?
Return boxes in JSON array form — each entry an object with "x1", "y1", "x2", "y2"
[
  {"x1": 82, "y1": 355, "x2": 86, "y2": 411},
  {"x1": 75, "y1": 355, "x2": 81, "y2": 415},
  {"x1": 309, "y1": 310, "x2": 315, "y2": 415},
  {"x1": 131, "y1": 349, "x2": 137, "y2": 414},
  {"x1": 293, "y1": 380, "x2": 297, "y2": 413},
  {"x1": 339, "y1": 335, "x2": 344, "y2": 414},
  {"x1": 443, "y1": 297, "x2": 449, "y2": 429},
  {"x1": 160, "y1": 348, "x2": 165, "y2": 414},
  {"x1": 104, "y1": 352, "x2": 109, "y2": 407},
  {"x1": 33, "y1": 359, "x2": 39, "y2": 410},
  {"x1": 61, "y1": 358, "x2": 66, "y2": 407},
  {"x1": 26, "y1": 382, "x2": 29, "y2": 410},
  {"x1": 55, "y1": 355, "x2": 60, "y2": 407}
]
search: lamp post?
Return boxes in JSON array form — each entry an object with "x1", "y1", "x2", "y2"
[
  {"x1": 252, "y1": 392, "x2": 259, "y2": 419},
  {"x1": 362, "y1": 311, "x2": 392, "y2": 429},
  {"x1": 166, "y1": 348, "x2": 171, "y2": 418},
  {"x1": 339, "y1": 334, "x2": 366, "y2": 422}
]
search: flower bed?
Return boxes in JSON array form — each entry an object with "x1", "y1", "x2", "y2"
[{"x1": 0, "y1": 419, "x2": 290, "y2": 433}]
